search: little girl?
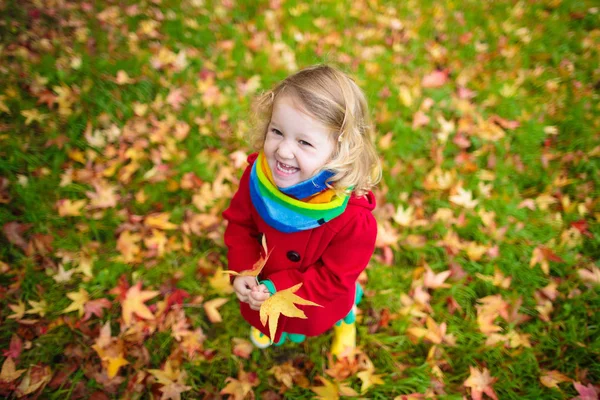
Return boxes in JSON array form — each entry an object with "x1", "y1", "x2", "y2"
[{"x1": 223, "y1": 64, "x2": 380, "y2": 357}]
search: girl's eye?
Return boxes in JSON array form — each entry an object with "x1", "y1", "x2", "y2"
[
  {"x1": 271, "y1": 128, "x2": 282, "y2": 136},
  {"x1": 299, "y1": 140, "x2": 313, "y2": 147}
]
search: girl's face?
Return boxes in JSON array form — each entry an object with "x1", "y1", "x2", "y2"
[{"x1": 263, "y1": 94, "x2": 336, "y2": 188}]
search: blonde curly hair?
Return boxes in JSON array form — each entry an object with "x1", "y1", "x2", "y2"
[{"x1": 247, "y1": 64, "x2": 381, "y2": 196}]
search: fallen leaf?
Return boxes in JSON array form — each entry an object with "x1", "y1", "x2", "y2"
[
  {"x1": 422, "y1": 70, "x2": 449, "y2": 88},
  {"x1": 357, "y1": 368, "x2": 385, "y2": 394},
  {"x1": 259, "y1": 283, "x2": 322, "y2": 340},
  {"x1": 204, "y1": 297, "x2": 229, "y2": 323},
  {"x1": 220, "y1": 367, "x2": 259, "y2": 400},
  {"x1": 310, "y1": 375, "x2": 359, "y2": 399},
  {"x1": 232, "y1": 338, "x2": 254, "y2": 359},
  {"x1": 0, "y1": 357, "x2": 26, "y2": 383},
  {"x1": 62, "y1": 287, "x2": 90, "y2": 317},
  {"x1": 464, "y1": 366, "x2": 498, "y2": 400},
  {"x1": 3, "y1": 335, "x2": 23, "y2": 359},
  {"x1": 56, "y1": 199, "x2": 87, "y2": 217},
  {"x1": 423, "y1": 266, "x2": 451, "y2": 289},
  {"x1": 578, "y1": 265, "x2": 600, "y2": 285},
  {"x1": 144, "y1": 212, "x2": 178, "y2": 230},
  {"x1": 540, "y1": 370, "x2": 571, "y2": 389},
  {"x1": 15, "y1": 364, "x2": 52, "y2": 397},
  {"x1": 121, "y1": 282, "x2": 160, "y2": 325},
  {"x1": 572, "y1": 382, "x2": 599, "y2": 400},
  {"x1": 3, "y1": 221, "x2": 32, "y2": 254},
  {"x1": 450, "y1": 187, "x2": 479, "y2": 209}
]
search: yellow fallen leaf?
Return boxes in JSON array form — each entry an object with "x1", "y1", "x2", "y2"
[
  {"x1": 209, "y1": 267, "x2": 235, "y2": 294},
  {"x1": 357, "y1": 369, "x2": 385, "y2": 394},
  {"x1": 106, "y1": 353, "x2": 129, "y2": 379},
  {"x1": 540, "y1": 370, "x2": 571, "y2": 389},
  {"x1": 204, "y1": 297, "x2": 229, "y2": 323},
  {"x1": 56, "y1": 199, "x2": 87, "y2": 217},
  {"x1": 62, "y1": 287, "x2": 89, "y2": 317},
  {"x1": 259, "y1": 283, "x2": 322, "y2": 340},
  {"x1": 144, "y1": 212, "x2": 178, "y2": 230},
  {"x1": 0, "y1": 357, "x2": 26, "y2": 383}
]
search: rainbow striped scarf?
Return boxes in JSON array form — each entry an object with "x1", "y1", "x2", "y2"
[{"x1": 249, "y1": 152, "x2": 349, "y2": 233}]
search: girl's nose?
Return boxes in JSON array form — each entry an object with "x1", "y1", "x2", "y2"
[{"x1": 277, "y1": 141, "x2": 294, "y2": 159}]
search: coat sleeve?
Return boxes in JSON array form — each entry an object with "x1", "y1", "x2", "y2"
[
  {"x1": 265, "y1": 208, "x2": 377, "y2": 335},
  {"x1": 222, "y1": 162, "x2": 261, "y2": 274}
]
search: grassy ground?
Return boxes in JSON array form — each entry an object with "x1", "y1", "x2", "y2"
[{"x1": 0, "y1": 0, "x2": 599, "y2": 398}]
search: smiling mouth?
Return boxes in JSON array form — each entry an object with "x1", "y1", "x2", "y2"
[{"x1": 276, "y1": 161, "x2": 299, "y2": 175}]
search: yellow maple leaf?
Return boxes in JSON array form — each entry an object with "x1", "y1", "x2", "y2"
[
  {"x1": 21, "y1": 109, "x2": 48, "y2": 125},
  {"x1": 0, "y1": 358, "x2": 26, "y2": 383},
  {"x1": 259, "y1": 283, "x2": 322, "y2": 340},
  {"x1": 62, "y1": 287, "x2": 89, "y2": 317},
  {"x1": 122, "y1": 282, "x2": 159, "y2": 325},
  {"x1": 144, "y1": 212, "x2": 178, "y2": 230},
  {"x1": 56, "y1": 199, "x2": 87, "y2": 217},
  {"x1": 106, "y1": 353, "x2": 129, "y2": 379},
  {"x1": 209, "y1": 267, "x2": 234, "y2": 295},
  {"x1": 7, "y1": 300, "x2": 26, "y2": 320},
  {"x1": 26, "y1": 299, "x2": 47, "y2": 317},
  {"x1": 357, "y1": 369, "x2": 385, "y2": 394},
  {"x1": 540, "y1": 370, "x2": 572, "y2": 389},
  {"x1": 310, "y1": 376, "x2": 358, "y2": 399},
  {"x1": 203, "y1": 297, "x2": 229, "y2": 323}
]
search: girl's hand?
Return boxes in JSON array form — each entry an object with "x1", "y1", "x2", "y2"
[
  {"x1": 248, "y1": 284, "x2": 271, "y2": 311},
  {"x1": 232, "y1": 276, "x2": 258, "y2": 304}
]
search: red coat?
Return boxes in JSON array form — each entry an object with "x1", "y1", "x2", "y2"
[{"x1": 223, "y1": 153, "x2": 377, "y2": 342}]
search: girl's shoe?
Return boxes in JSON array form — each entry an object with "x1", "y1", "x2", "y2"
[
  {"x1": 249, "y1": 327, "x2": 272, "y2": 349},
  {"x1": 331, "y1": 320, "x2": 356, "y2": 357}
]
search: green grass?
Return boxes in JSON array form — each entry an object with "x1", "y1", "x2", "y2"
[{"x1": 0, "y1": 0, "x2": 599, "y2": 398}]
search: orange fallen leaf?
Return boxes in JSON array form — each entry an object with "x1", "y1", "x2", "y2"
[
  {"x1": 220, "y1": 367, "x2": 259, "y2": 400},
  {"x1": 269, "y1": 361, "x2": 310, "y2": 389},
  {"x1": 224, "y1": 234, "x2": 271, "y2": 278},
  {"x1": 232, "y1": 338, "x2": 254, "y2": 359},
  {"x1": 464, "y1": 366, "x2": 498, "y2": 400},
  {"x1": 122, "y1": 282, "x2": 159, "y2": 325},
  {"x1": 259, "y1": 283, "x2": 322, "y2": 340}
]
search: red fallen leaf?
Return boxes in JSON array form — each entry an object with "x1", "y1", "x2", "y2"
[
  {"x1": 109, "y1": 274, "x2": 130, "y2": 301},
  {"x1": 541, "y1": 247, "x2": 565, "y2": 263},
  {"x1": 571, "y1": 220, "x2": 593, "y2": 238},
  {"x1": 2, "y1": 335, "x2": 23, "y2": 359},
  {"x1": 82, "y1": 298, "x2": 112, "y2": 321},
  {"x1": 2, "y1": 222, "x2": 33, "y2": 254},
  {"x1": 165, "y1": 289, "x2": 191, "y2": 310}
]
